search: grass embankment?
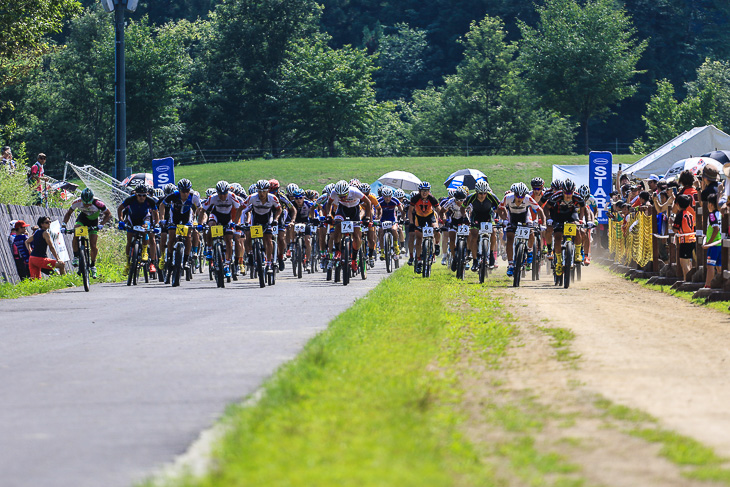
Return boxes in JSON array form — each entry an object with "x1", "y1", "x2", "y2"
[
  {"x1": 0, "y1": 229, "x2": 127, "y2": 299},
  {"x1": 151, "y1": 268, "x2": 515, "y2": 487},
  {"x1": 177, "y1": 154, "x2": 639, "y2": 198}
]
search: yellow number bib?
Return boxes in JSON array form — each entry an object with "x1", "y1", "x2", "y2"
[
  {"x1": 211, "y1": 225, "x2": 224, "y2": 238},
  {"x1": 176, "y1": 225, "x2": 189, "y2": 237},
  {"x1": 250, "y1": 225, "x2": 264, "y2": 238},
  {"x1": 75, "y1": 226, "x2": 89, "y2": 238},
  {"x1": 563, "y1": 223, "x2": 577, "y2": 237}
]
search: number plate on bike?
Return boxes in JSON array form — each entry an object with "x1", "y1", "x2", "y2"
[
  {"x1": 294, "y1": 223, "x2": 306, "y2": 233},
  {"x1": 176, "y1": 225, "x2": 189, "y2": 237},
  {"x1": 341, "y1": 221, "x2": 354, "y2": 234},
  {"x1": 515, "y1": 226, "x2": 530, "y2": 239},
  {"x1": 74, "y1": 226, "x2": 89, "y2": 237},
  {"x1": 211, "y1": 225, "x2": 224, "y2": 238},
  {"x1": 479, "y1": 222, "x2": 493, "y2": 234},
  {"x1": 250, "y1": 225, "x2": 264, "y2": 238},
  {"x1": 133, "y1": 225, "x2": 147, "y2": 233},
  {"x1": 270, "y1": 225, "x2": 279, "y2": 235},
  {"x1": 456, "y1": 224, "x2": 469, "y2": 236},
  {"x1": 422, "y1": 226, "x2": 435, "y2": 237},
  {"x1": 563, "y1": 223, "x2": 577, "y2": 236},
  {"x1": 381, "y1": 221, "x2": 393, "y2": 230}
]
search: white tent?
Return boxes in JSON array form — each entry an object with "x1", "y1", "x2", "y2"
[
  {"x1": 623, "y1": 125, "x2": 730, "y2": 178},
  {"x1": 552, "y1": 164, "x2": 621, "y2": 187}
]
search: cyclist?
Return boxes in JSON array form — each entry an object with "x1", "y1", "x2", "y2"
[
  {"x1": 62, "y1": 188, "x2": 113, "y2": 279},
  {"x1": 359, "y1": 182, "x2": 380, "y2": 267},
  {"x1": 198, "y1": 180, "x2": 242, "y2": 278},
  {"x1": 540, "y1": 179, "x2": 561, "y2": 261},
  {"x1": 408, "y1": 181, "x2": 441, "y2": 272},
  {"x1": 326, "y1": 180, "x2": 373, "y2": 273},
  {"x1": 464, "y1": 181, "x2": 500, "y2": 271},
  {"x1": 159, "y1": 178, "x2": 201, "y2": 281},
  {"x1": 439, "y1": 188, "x2": 456, "y2": 265},
  {"x1": 439, "y1": 189, "x2": 470, "y2": 271},
  {"x1": 498, "y1": 182, "x2": 545, "y2": 277},
  {"x1": 269, "y1": 179, "x2": 296, "y2": 271},
  {"x1": 241, "y1": 179, "x2": 282, "y2": 271},
  {"x1": 544, "y1": 179, "x2": 590, "y2": 276},
  {"x1": 118, "y1": 184, "x2": 160, "y2": 274},
  {"x1": 376, "y1": 187, "x2": 403, "y2": 259},
  {"x1": 528, "y1": 177, "x2": 547, "y2": 268},
  {"x1": 394, "y1": 189, "x2": 407, "y2": 254},
  {"x1": 578, "y1": 184, "x2": 596, "y2": 265},
  {"x1": 290, "y1": 187, "x2": 315, "y2": 271}
]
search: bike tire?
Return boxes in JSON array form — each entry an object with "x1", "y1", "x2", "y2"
[
  {"x1": 576, "y1": 260, "x2": 582, "y2": 282},
  {"x1": 563, "y1": 241, "x2": 573, "y2": 289},
  {"x1": 127, "y1": 242, "x2": 138, "y2": 286},
  {"x1": 342, "y1": 240, "x2": 350, "y2": 286},
  {"x1": 143, "y1": 261, "x2": 149, "y2": 283},
  {"x1": 514, "y1": 243, "x2": 524, "y2": 287},
  {"x1": 384, "y1": 235, "x2": 392, "y2": 273},
  {"x1": 479, "y1": 239, "x2": 489, "y2": 284},
  {"x1": 455, "y1": 239, "x2": 465, "y2": 280},
  {"x1": 79, "y1": 243, "x2": 90, "y2": 292},
  {"x1": 360, "y1": 246, "x2": 367, "y2": 280},
  {"x1": 296, "y1": 239, "x2": 303, "y2": 279},
  {"x1": 421, "y1": 239, "x2": 429, "y2": 278},
  {"x1": 215, "y1": 243, "x2": 225, "y2": 288},
  {"x1": 172, "y1": 245, "x2": 182, "y2": 287},
  {"x1": 532, "y1": 248, "x2": 539, "y2": 281},
  {"x1": 255, "y1": 244, "x2": 266, "y2": 288}
]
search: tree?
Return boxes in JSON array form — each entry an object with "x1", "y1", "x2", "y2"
[
  {"x1": 518, "y1": 0, "x2": 646, "y2": 153},
  {"x1": 279, "y1": 37, "x2": 378, "y2": 156},
  {"x1": 374, "y1": 23, "x2": 428, "y2": 101}
]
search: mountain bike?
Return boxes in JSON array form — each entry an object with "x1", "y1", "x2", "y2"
[
  {"x1": 512, "y1": 222, "x2": 533, "y2": 288},
  {"x1": 169, "y1": 224, "x2": 193, "y2": 287},
  {"x1": 419, "y1": 225, "x2": 436, "y2": 278},
  {"x1": 268, "y1": 223, "x2": 279, "y2": 286},
  {"x1": 335, "y1": 220, "x2": 355, "y2": 285},
  {"x1": 477, "y1": 222, "x2": 493, "y2": 284},
  {"x1": 242, "y1": 224, "x2": 268, "y2": 288},
  {"x1": 292, "y1": 222, "x2": 308, "y2": 278},
  {"x1": 453, "y1": 223, "x2": 470, "y2": 280},
  {"x1": 310, "y1": 221, "x2": 320, "y2": 274},
  {"x1": 125, "y1": 224, "x2": 154, "y2": 287},
  {"x1": 532, "y1": 226, "x2": 544, "y2": 281},
  {"x1": 200, "y1": 224, "x2": 228, "y2": 288},
  {"x1": 555, "y1": 222, "x2": 584, "y2": 289},
  {"x1": 63, "y1": 224, "x2": 100, "y2": 292},
  {"x1": 380, "y1": 220, "x2": 400, "y2": 273}
]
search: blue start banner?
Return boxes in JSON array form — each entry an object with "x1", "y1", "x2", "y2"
[
  {"x1": 152, "y1": 157, "x2": 175, "y2": 189},
  {"x1": 589, "y1": 151, "x2": 612, "y2": 224}
]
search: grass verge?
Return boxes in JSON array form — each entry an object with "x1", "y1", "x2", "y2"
[{"x1": 148, "y1": 267, "x2": 516, "y2": 487}]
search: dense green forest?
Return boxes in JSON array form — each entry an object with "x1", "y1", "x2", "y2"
[{"x1": 2, "y1": 0, "x2": 730, "y2": 176}]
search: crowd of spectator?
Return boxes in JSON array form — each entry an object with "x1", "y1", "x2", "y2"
[
  {"x1": 7, "y1": 216, "x2": 66, "y2": 281},
  {"x1": 607, "y1": 164, "x2": 726, "y2": 289}
]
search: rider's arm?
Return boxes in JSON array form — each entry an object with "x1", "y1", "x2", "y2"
[
  {"x1": 151, "y1": 209, "x2": 160, "y2": 226},
  {"x1": 117, "y1": 202, "x2": 126, "y2": 221},
  {"x1": 62, "y1": 207, "x2": 73, "y2": 225},
  {"x1": 536, "y1": 206, "x2": 545, "y2": 223},
  {"x1": 360, "y1": 196, "x2": 372, "y2": 219},
  {"x1": 100, "y1": 208, "x2": 113, "y2": 226}
]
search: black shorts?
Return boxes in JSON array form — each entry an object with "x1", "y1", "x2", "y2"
[
  {"x1": 251, "y1": 212, "x2": 275, "y2": 235},
  {"x1": 679, "y1": 242, "x2": 695, "y2": 259},
  {"x1": 449, "y1": 217, "x2": 470, "y2": 231},
  {"x1": 506, "y1": 212, "x2": 528, "y2": 233},
  {"x1": 77, "y1": 213, "x2": 100, "y2": 233},
  {"x1": 553, "y1": 213, "x2": 579, "y2": 233},
  {"x1": 410, "y1": 214, "x2": 436, "y2": 232},
  {"x1": 209, "y1": 210, "x2": 234, "y2": 233},
  {"x1": 335, "y1": 205, "x2": 360, "y2": 222}
]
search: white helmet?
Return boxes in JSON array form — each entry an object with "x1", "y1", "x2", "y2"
[
  {"x1": 510, "y1": 182, "x2": 529, "y2": 198},
  {"x1": 475, "y1": 180, "x2": 490, "y2": 193},
  {"x1": 334, "y1": 180, "x2": 350, "y2": 196},
  {"x1": 394, "y1": 189, "x2": 405, "y2": 199},
  {"x1": 286, "y1": 183, "x2": 299, "y2": 195},
  {"x1": 381, "y1": 187, "x2": 393, "y2": 197}
]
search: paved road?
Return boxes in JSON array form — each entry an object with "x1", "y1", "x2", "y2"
[{"x1": 0, "y1": 264, "x2": 390, "y2": 487}]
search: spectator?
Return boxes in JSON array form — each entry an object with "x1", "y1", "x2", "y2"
[
  {"x1": 616, "y1": 172, "x2": 629, "y2": 192},
  {"x1": 637, "y1": 191, "x2": 651, "y2": 211},
  {"x1": 28, "y1": 152, "x2": 49, "y2": 205},
  {"x1": 672, "y1": 194, "x2": 696, "y2": 280},
  {"x1": 677, "y1": 170, "x2": 698, "y2": 207},
  {"x1": 1, "y1": 146, "x2": 16, "y2": 172},
  {"x1": 8, "y1": 220, "x2": 18, "y2": 249},
  {"x1": 703, "y1": 193, "x2": 722, "y2": 289},
  {"x1": 653, "y1": 179, "x2": 674, "y2": 235},
  {"x1": 25, "y1": 216, "x2": 66, "y2": 279},
  {"x1": 629, "y1": 185, "x2": 641, "y2": 206},
  {"x1": 12, "y1": 221, "x2": 31, "y2": 280},
  {"x1": 647, "y1": 174, "x2": 660, "y2": 194},
  {"x1": 700, "y1": 165, "x2": 719, "y2": 202},
  {"x1": 620, "y1": 183, "x2": 631, "y2": 201}
]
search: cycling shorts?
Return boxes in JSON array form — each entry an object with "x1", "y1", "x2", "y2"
[
  {"x1": 410, "y1": 213, "x2": 436, "y2": 232},
  {"x1": 335, "y1": 205, "x2": 360, "y2": 222},
  {"x1": 251, "y1": 212, "x2": 275, "y2": 235},
  {"x1": 506, "y1": 212, "x2": 529, "y2": 233},
  {"x1": 208, "y1": 212, "x2": 235, "y2": 234},
  {"x1": 77, "y1": 213, "x2": 100, "y2": 234},
  {"x1": 448, "y1": 217, "x2": 470, "y2": 231},
  {"x1": 679, "y1": 242, "x2": 695, "y2": 260},
  {"x1": 553, "y1": 212, "x2": 579, "y2": 233}
]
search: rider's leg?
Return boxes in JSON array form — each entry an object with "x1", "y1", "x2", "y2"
[
  {"x1": 89, "y1": 234, "x2": 99, "y2": 263},
  {"x1": 225, "y1": 234, "x2": 234, "y2": 262},
  {"x1": 506, "y1": 232, "x2": 515, "y2": 261},
  {"x1": 264, "y1": 234, "x2": 273, "y2": 262}
]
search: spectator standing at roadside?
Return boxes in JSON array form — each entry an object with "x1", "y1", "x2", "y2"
[
  {"x1": 28, "y1": 153, "x2": 49, "y2": 205},
  {"x1": 672, "y1": 194, "x2": 696, "y2": 280},
  {"x1": 25, "y1": 216, "x2": 66, "y2": 279},
  {"x1": 700, "y1": 165, "x2": 719, "y2": 202},
  {"x1": 647, "y1": 174, "x2": 660, "y2": 194},
  {"x1": 2, "y1": 146, "x2": 16, "y2": 172},
  {"x1": 677, "y1": 170, "x2": 698, "y2": 208},
  {"x1": 12, "y1": 221, "x2": 31, "y2": 279},
  {"x1": 8, "y1": 220, "x2": 18, "y2": 248},
  {"x1": 703, "y1": 193, "x2": 722, "y2": 289}
]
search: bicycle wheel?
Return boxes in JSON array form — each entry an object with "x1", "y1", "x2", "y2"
[
  {"x1": 563, "y1": 240, "x2": 573, "y2": 289},
  {"x1": 384, "y1": 234, "x2": 392, "y2": 273},
  {"x1": 576, "y1": 259, "x2": 582, "y2": 282},
  {"x1": 421, "y1": 239, "x2": 429, "y2": 278},
  {"x1": 296, "y1": 239, "x2": 303, "y2": 278},
  {"x1": 514, "y1": 242, "x2": 524, "y2": 287},
  {"x1": 127, "y1": 241, "x2": 138, "y2": 286},
  {"x1": 455, "y1": 239, "x2": 465, "y2": 280},
  {"x1": 532, "y1": 247, "x2": 540, "y2": 281},
  {"x1": 214, "y1": 242, "x2": 225, "y2": 288},
  {"x1": 479, "y1": 239, "x2": 489, "y2": 284},
  {"x1": 79, "y1": 242, "x2": 90, "y2": 292},
  {"x1": 359, "y1": 246, "x2": 367, "y2": 280},
  {"x1": 342, "y1": 241, "x2": 350, "y2": 286},
  {"x1": 143, "y1": 260, "x2": 149, "y2": 283},
  {"x1": 171, "y1": 245, "x2": 183, "y2": 287},
  {"x1": 255, "y1": 243, "x2": 266, "y2": 288}
]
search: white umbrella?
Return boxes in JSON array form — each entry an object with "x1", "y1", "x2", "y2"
[
  {"x1": 444, "y1": 168, "x2": 488, "y2": 189},
  {"x1": 664, "y1": 157, "x2": 724, "y2": 181},
  {"x1": 377, "y1": 170, "x2": 422, "y2": 191}
]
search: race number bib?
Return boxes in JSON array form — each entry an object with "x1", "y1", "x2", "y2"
[
  {"x1": 456, "y1": 224, "x2": 470, "y2": 236},
  {"x1": 479, "y1": 222, "x2": 493, "y2": 234},
  {"x1": 74, "y1": 226, "x2": 89, "y2": 238},
  {"x1": 211, "y1": 225, "x2": 224, "y2": 238},
  {"x1": 133, "y1": 225, "x2": 147, "y2": 233},
  {"x1": 422, "y1": 226, "x2": 434, "y2": 238},
  {"x1": 176, "y1": 225, "x2": 189, "y2": 237},
  {"x1": 250, "y1": 225, "x2": 264, "y2": 238},
  {"x1": 381, "y1": 221, "x2": 393, "y2": 230},
  {"x1": 270, "y1": 225, "x2": 279, "y2": 235},
  {"x1": 341, "y1": 221, "x2": 354, "y2": 234},
  {"x1": 294, "y1": 223, "x2": 307, "y2": 233},
  {"x1": 563, "y1": 223, "x2": 577, "y2": 237},
  {"x1": 515, "y1": 226, "x2": 530, "y2": 239}
]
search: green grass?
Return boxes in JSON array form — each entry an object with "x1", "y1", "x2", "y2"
[
  {"x1": 496, "y1": 437, "x2": 582, "y2": 487},
  {"x1": 537, "y1": 326, "x2": 581, "y2": 363},
  {"x1": 593, "y1": 396, "x2": 657, "y2": 424},
  {"x1": 630, "y1": 428, "x2": 725, "y2": 466},
  {"x1": 176, "y1": 154, "x2": 639, "y2": 198},
  {"x1": 148, "y1": 267, "x2": 517, "y2": 487}
]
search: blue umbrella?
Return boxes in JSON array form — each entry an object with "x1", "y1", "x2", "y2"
[
  {"x1": 444, "y1": 168, "x2": 488, "y2": 190},
  {"x1": 446, "y1": 174, "x2": 486, "y2": 190}
]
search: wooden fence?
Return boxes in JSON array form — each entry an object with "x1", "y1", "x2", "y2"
[{"x1": 1, "y1": 204, "x2": 75, "y2": 284}]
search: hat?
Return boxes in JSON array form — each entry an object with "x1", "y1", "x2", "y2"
[
  {"x1": 723, "y1": 162, "x2": 730, "y2": 178},
  {"x1": 648, "y1": 174, "x2": 660, "y2": 182},
  {"x1": 9, "y1": 219, "x2": 17, "y2": 231},
  {"x1": 14, "y1": 220, "x2": 30, "y2": 230},
  {"x1": 703, "y1": 165, "x2": 720, "y2": 181}
]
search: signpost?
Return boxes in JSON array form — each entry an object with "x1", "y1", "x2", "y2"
[
  {"x1": 152, "y1": 157, "x2": 175, "y2": 189},
  {"x1": 589, "y1": 151, "x2": 613, "y2": 224}
]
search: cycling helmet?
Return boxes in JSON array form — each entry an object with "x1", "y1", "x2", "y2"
[
  {"x1": 359, "y1": 183, "x2": 371, "y2": 195},
  {"x1": 578, "y1": 184, "x2": 590, "y2": 199},
  {"x1": 454, "y1": 190, "x2": 467, "y2": 200},
  {"x1": 381, "y1": 187, "x2": 393, "y2": 197},
  {"x1": 80, "y1": 188, "x2": 94, "y2": 204},
  {"x1": 334, "y1": 180, "x2": 350, "y2": 196},
  {"x1": 393, "y1": 189, "x2": 405, "y2": 199},
  {"x1": 462, "y1": 187, "x2": 470, "y2": 195},
  {"x1": 257, "y1": 179, "x2": 270, "y2": 191},
  {"x1": 292, "y1": 188, "x2": 305, "y2": 198},
  {"x1": 377, "y1": 187, "x2": 384, "y2": 197},
  {"x1": 134, "y1": 184, "x2": 148, "y2": 195},
  {"x1": 551, "y1": 179, "x2": 562, "y2": 191},
  {"x1": 304, "y1": 189, "x2": 317, "y2": 200},
  {"x1": 562, "y1": 178, "x2": 576, "y2": 193},
  {"x1": 349, "y1": 178, "x2": 361, "y2": 187},
  {"x1": 248, "y1": 183, "x2": 257, "y2": 195},
  {"x1": 531, "y1": 177, "x2": 544, "y2": 190},
  {"x1": 511, "y1": 182, "x2": 529, "y2": 198},
  {"x1": 230, "y1": 183, "x2": 243, "y2": 195},
  {"x1": 206, "y1": 188, "x2": 216, "y2": 198},
  {"x1": 323, "y1": 183, "x2": 335, "y2": 195},
  {"x1": 164, "y1": 183, "x2": 176, "y2": 195},
  {"x1": 418, "y1": 181, "x2": 431, "y2": 191},
  {"x1": 475, "y1": 180, "x2": 490, "y2": 193},
  {"x1": 216, "y1": 180, "x2": 230, "y2": 195},
  {"x1": 145, "y1": 185, "x2": 155, "y2": 196},
  {"x1": 268, "y1": 179, "x2": 280, "y2": 191},
  {"x1": 177, "y1": 178, "x2": 192, "y2": 192},
  {"x1": 286, "y1": 183, "x2": 299, "y2": 196},
  {"x1": 153, "y1": 188, "x2": 164, "y2": 199},
  {"x1": 447, "y1": 188, "x2": 456, "y2": 196}
]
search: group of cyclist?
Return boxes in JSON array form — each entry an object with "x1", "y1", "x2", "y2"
[{"x1": 60, "y1": 171, "x2": 597, "y2": 284}]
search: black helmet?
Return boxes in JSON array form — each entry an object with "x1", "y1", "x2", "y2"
[
  {"x1": 80, "y1": 188, "x2": 94, "y2": 203},
  {"x1": 177, "y1": 178, "x2": 192, "y2": 191},
  {"x1": 134, "y1": 184, "x2": 147, "y2": 195},
  {"x1": 562, "y1": 179, "x2": 576, "y2": 193},
  {"x1": 530, "y1": 177, "x2": 544, "y2": 190}
]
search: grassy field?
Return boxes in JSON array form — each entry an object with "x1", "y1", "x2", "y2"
[{"x1": 176, "y1": 154, "x2": 639, "y2": 197}]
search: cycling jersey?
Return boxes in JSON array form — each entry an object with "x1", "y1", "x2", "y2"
[
  {"x1": 292, "y1": 199, "x2": 314, "y2": 223},
  {"x1": 441, "y1": 197, "x2": 468, "y2": 220},
  {"x1": 163, "y1": 191, "x2": 201, "y2": 225},
  {"x1": 121, "y1": 194, "x2": 157, "y2": 226},
  {"x1": 70, "y1": 197, "x2": 108, "y2": 220},
  {"x1": 242, "y1": 193, "x2": 281, "y2": 216},
  {"x1": 500, "y1": 193, "x2": 541, "y2": 215},
  {"x1": 466, "y1": 192, "x2": 500, "y2": 223},
  {"x1": 377, "y1": 197, "x2": 401, "y2": 222},
  {"x1": 202, "y1": 193, "x2": 242, "y2": 215},
  {"x1": 365, "y1": 194, "x2": 380, "y2": 211},
  {"x1": 329, "y1": 187, "x2": 365, "y2": 208},
  {"x1": 410, "y1": 194, "x2": 439, "y2": 217},
  {"x1": 546, "y1": 192, "x2": 585, "y2": 218}
]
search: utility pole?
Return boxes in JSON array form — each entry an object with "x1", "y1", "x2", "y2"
[{"x1": 101, "y1": 0, "x2": 138, "y2": 181}]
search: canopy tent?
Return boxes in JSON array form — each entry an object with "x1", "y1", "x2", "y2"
[
  {"x1": 623, "y1": 125, "x2": 730, "y2": 178},
  {"x1": 552, "y1": 164, "x2": 621, "y2": 188}
]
